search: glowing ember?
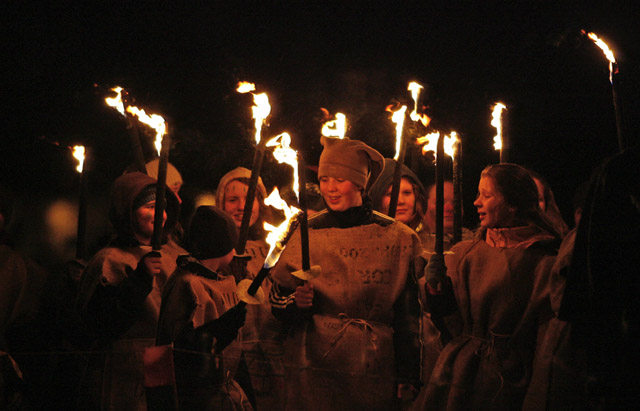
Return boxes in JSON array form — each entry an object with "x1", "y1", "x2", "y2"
[
  {"x1": 408, "y1": 82, "x2": 430, "y2": 126},
  {"x1": 389, "y1": 105, "x2": 408, "y2": 160},
  {"x1": 266, "y1": 133, "x2": 299, "y2": 198},
  {"x1": 72, "y1": 145, "x2": 85, "y2": 173},
  {"x1": 263, "y1": 188, "x2": 300, "y2": 268},
  {"x1": 236, "y1": 81, "x2": 256, "y2": 93},
  {"x1": 126, "y1": 106, "x2": 167, "y2": 156},
  {"x1": 321, "y1": 112, "x2": 347, "y2": 139},
  {"x1": 584, "y1": 31, "x2": 617, "y2": 83},
  {"x1": 105, "y1": 87, "x2": 125, "y2": 116},
  {"x1": 491, "y1": 103, "x2": 506, "y2": 151},
  {"x1": 417, "y1": 131, "x2": 457, "y2": 160}
]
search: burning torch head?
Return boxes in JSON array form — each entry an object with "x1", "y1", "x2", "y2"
[
  {"x1": 187, "y1": 206, "x2": 238, "y2": 260},
  {"x1": 318, "y1": 136, "x2": 384, "y2": 194}
]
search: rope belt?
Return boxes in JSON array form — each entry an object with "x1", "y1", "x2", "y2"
[
  {"x1": 463, "y1": 331, "x2": 513, "y2": 403},
  {"x1": 322, "y1": 313, "x2": 380, "y2": 359}
]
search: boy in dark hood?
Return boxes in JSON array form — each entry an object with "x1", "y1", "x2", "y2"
[{"x1": 76, "y1": 172, "x2": 186, "y2": 410}]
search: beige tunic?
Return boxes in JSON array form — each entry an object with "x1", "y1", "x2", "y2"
[
  {"x1": 272, "y1": 220, "x2": 420, "y2": 411},
  {"x1": 157, "y1": 269, "x2": 252, "y2": 410}
]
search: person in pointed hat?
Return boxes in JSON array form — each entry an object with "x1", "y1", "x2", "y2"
[{"x1": 269, "y1": 137, "x2": 422, "y2": 410}]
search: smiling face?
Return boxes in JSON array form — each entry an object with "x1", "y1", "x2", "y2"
[
  {"x1": 380, "y1": 177, "x2": 416, "y2": 224},
  {"x1": 223, "y1": 180, "x2": 260, "y2": 228},
  {"x1": 134, "y1": 200, "x2": 167, "y2": 244},
  {"x1": 473, "y1": 176, "x2": 514, "y2": 229},
  {"x1": 319, "y1": 176, "x2": 363, "y2": 212},
  {"x1": 426, "y1": 181, "x2": 454, "y2": 233}
]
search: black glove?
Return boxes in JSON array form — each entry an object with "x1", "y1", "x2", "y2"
[
  {"x1": 193, "y1": 304, "x2": 247, "y2": 353},
  {"x1": 425, "y1": 253, "x2": 447, "y2": 290}
]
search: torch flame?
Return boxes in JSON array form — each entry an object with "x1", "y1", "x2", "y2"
[
  {"x1": 236, "y1": 81, "x2": 256, "y2": 93},
  {"x1": 389, "y1": 105, "x2": 408, "y2": 160},
  {"x1": 321, "y1": 112, "x2": 347, "y2": 139},
  {"x1": 262, "y1": 188, "x2": 301, "y2": 268},
  {"x1": 237, "y1": 82, "x2": 271, "y2": 144},
  {"x1": 266, "y1": 133, "x2": 299, "y2": 198},
  {"x1": 408, "y1": 82, "x2": 430, "y2": 126},
  {"x1": 126, "y1": 106, "x2": 167, "y2": 156},
  {"x1": 416, "y1": 131, "x2": 458, "y2": 161},
  {"x1": 105, "y1": 87, "x2": 125, "y2": 116},
  {"x1": 72, "y1": 145, "x2": 85, "y2": 173},
  {"x1": 585, "y1": 31, "x2": 617, "y2": 83},
  {"x1": 491, "y1": 103, "x2": 506, "y2": 151}
]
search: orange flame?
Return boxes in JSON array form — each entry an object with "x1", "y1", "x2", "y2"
[
  {"x1": 72, "y1": 145, "x2": 85, "y2": 173},
  {"x1": 237, "y1": 81, "x2": 271, "y2": 144},
  {"x1": 263, "y1": 188, "x2": 300, "y2": 268},
  {"x1": 105, "y1": 87, "x2": 125, "y2": 116},
  {"x1": 125, "y1": 106, "x2": 167, "y2": 156},
  {"x1": 491, "y1": 103, "x2": 506, "y2": 151},
  {"x1": 236, "y1": 81, "x2": 256, "y2": 93},
  {"x1": 408, "y1": 82, "x2": 430, "y2": 126},
  {"x1": 267, "y1": 133, "x2": 299, "y2": 199},
  {"x1": 585, "y1": 31, "x2": 617, "y2": 83},
  {"x1": 416, "y1": 131, "x2": 457, "y2": 160},
  {"x1": 389, "y1": 105, "x2": 408, "y2": 160},
  {"x1": 321, "y1": 112, "x2": 347, "y2": 139}
]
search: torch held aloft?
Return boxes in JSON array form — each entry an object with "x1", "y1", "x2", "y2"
[
  {"x1": 151, "y1": 133, "x2": 171, "y2": 251},
  {"x1": 236, "y1": 137, "x2": 268, "y2": 255}
]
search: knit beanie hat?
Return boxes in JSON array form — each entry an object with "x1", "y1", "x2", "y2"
[
  {"x1": 318, "y1": 136, "x2": 385, "y2": 193},
  {"x1": 132, "y1": 185, "x2": 157, "y2": 210},
  {"x1": 188, "y1": 206, "x2": 238, "y2": 260}
]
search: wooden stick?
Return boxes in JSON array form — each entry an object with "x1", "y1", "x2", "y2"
[{"x1": 151, "y1": 131, "x2": 171, "y2": 250}]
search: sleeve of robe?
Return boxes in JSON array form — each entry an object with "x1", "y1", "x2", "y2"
[{"x1": 77, "y1": 249, "x2": 153, "y2": 341}]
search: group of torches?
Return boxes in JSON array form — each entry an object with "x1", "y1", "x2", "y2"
[{"x1": 65, "y1": 30, "x2": 622, "y2": 306}]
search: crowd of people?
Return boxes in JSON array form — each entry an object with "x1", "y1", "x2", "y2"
[{"x1": 0, "y1": 133, "x2": 638, "y2": 410}]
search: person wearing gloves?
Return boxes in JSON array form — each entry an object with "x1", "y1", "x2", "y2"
[
  {"x1": 413, "y1": 163, "x2": 561, "y2": 410},
  {"x1": 76, "y1": 171, "x2": 185, "y2": 410},
  {"x1": 154, "y1": 206, "x2": 253, "y2": 410},
  {"x1": 270, "y1": 137, "x2": 422, "y2": 410}
]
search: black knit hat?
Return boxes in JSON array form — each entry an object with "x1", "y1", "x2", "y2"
[
  {"x1": 188, "y1": 206, "x2": 238, "y2": 260},
  {"x1": 132, "y1": 185, "x2": 157, "y2": 210}
]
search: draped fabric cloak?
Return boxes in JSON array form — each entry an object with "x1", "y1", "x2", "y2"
[
  {"x1": 415, "y1": 227, "x2": 557, "y2": 410},
  {"x1": 76, "y1": 241, "x2": 184, "y2": 410},
  {"x1": 271, "y1": 210, "x2": 421, "y2": 411},
  {"x1": 156, "y1": 267, "x2": 252, "y2": 410}
]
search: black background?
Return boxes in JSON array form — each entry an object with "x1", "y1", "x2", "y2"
[{"x1": 2, "y1": 1, "x2": 639, "y2": 265}]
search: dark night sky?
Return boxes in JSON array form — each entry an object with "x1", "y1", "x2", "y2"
[{"x1": 2, "y1": 1, "x2": 639, "y2": 263}]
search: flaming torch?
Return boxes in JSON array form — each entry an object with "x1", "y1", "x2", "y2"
[
  {"x1": 126, "y1": 106, "x2": 170, "y2": 251},
  {"x1": 321, "y1": 111, "x2": 347, "y2": 139},
  {"x1": 237, "y1": 188, "x2": 301, "y2": 305},
  {"x1": 417, "y1": 131, "x2": 458, "y2": 251},
  {"x1": 72, "y1": 145, "x2": 88, "y2": 260},
  {"x1": 235, "y1": 82, "x2": 272, "y2": 255},
  {"x1": 105, "y1": 87, "x2": 147, "y2": 173},
  {"x1": 584, "y1": 30, "x2": 626, "y2": 151},
  {"x1": 452, "y1": 133, "x2": 463, "y2": 244},
  {"x1": 266, "y1": 132, "x2": 313, "y2": 272},
  {"x1": 491, "y1": 103, "x2": 507, "y2": 163},
  {"x1": 387, "y1": 105, "x2": 408, "y2": 218}
]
